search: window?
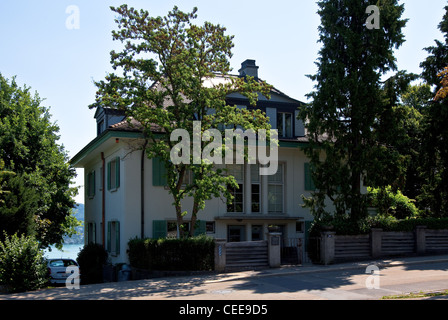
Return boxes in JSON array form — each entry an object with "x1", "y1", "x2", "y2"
[
  {"x1": 296, "y1": 221, "x2": 304, "y2": 233},
  {"x1": 206, "y1": 222, "x2": 215, "y2": 234},
  {"x1": 87, "y1": 170, "x2": 95, "y2": 198},
  {"x1": 251, "y1": 225, "x2": 263, "y2": 241},
  {"x1": 277, "y1": 112, "x2": 293, "y2": 138},
  {"x1": 268, "y1": 163, "x2": 284, "y2": 213},
  {"x1": 86, "y1": 222, "x2": 96, "y2": 244},
  {"x1": 107, "y1": 157, "x2": 120, "y2": 191},
  {"x1": 167, "y1": 222, "x2": 179, "y2": 238},
  {"x1": 251, "y1": 164, "x2": 261, "y2": 213},
  {"x1": 166, "y1": 221, "x2": 192, "y2": 238},
  {"x1": 228, "y1": 225, "x2": 246, "y2": 242},
  {"x1": 226, "y1": 164, "x2": 244, "y2": 213},
  {"x1": 182, "y1": 169, "x2": 194, "y2": 187},
  {"x1": 107, "y1": 221, "x2": 120, "y2": 256}
]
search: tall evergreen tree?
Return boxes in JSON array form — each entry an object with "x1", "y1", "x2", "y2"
[
  {"x1": 300, "y1": 0, "x2": 407, "y2": 223},
  {"x1": 419, "y1": 5, "x2": 448, "y2": 217}
]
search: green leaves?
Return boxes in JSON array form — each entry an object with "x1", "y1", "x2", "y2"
[
  {"x1": 301, "y1": 0, "x2": 407, "y2": 221},
  {"x1": 0, "y1": 232, "x2": 48, "y2": 293},
  {"x1": 92, "y1": 6, "x2": 272, "y2": 237},
  {"x1": 0, "y1": 74, "x2": 78, "y2": 248}
]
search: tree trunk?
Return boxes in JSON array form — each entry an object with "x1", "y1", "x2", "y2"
[
  {"x1": 189, "y1": 200, "x2": 199, "y2": 237},
  {"x1": 175, "y1": 204, "x2": 184, "y2": 238}
]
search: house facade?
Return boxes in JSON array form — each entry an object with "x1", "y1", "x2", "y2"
[{"x1": 71, "y1": 60, "x2": 319, "y2": 264}]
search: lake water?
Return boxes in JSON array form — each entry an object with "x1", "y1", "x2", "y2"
[{"x1": 44, "y1": 244, "x2": 83, "y2": 260}]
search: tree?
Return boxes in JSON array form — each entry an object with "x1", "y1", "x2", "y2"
[
  {"x1": 90, "y1": 5, "x2": 273, "y2": 237},
  {"x1": 299, "y1": 0, "x2": 407, "y2": 224},
  {"x1": 0, "y1": 159, "x2": 14, "y2": 204},
  {"x1": 398, "y1": 83, "x2": 432, "y2": 202},
  {"x1": 0, "y1": 74, "x2": 79, "y2": 248},
  {"x1": 419, "y1": 4, "x2": 448, "y2": 216}
]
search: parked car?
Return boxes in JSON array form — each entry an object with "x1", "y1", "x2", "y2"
[{"x1": 47, "y1": 259, "x2": 79, "y2": 284}]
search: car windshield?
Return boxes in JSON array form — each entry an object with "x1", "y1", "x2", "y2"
[{"x1": 49, "y1": 259, "x2": 77, "y2": 267}]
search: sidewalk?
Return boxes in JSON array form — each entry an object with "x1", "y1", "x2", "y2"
[
  {"x1": 2, "y1": 254, "x2": 448, "y2": 300},
  {"x1": 204, "y1": 253, "x2": 448, "y2": 284}
]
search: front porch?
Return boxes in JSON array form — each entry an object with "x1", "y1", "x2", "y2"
[{"x1": 213, "y1": 216, "x2": 307, "y2": 270}]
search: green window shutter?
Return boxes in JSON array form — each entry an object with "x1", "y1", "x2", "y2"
[
  {"x1": 107, "y1": 161, "x2": 111, "y2": 190},
  {"x1": 87, "y1": 171, "x2": 95, "y2": 197},
  {"x1": 107, "y1": 221, "x2": 111, "y2": 252},
  {"x1": 152, "y1": 220, "x2": 167, "y2": 239},
  {"x1": 194, "y1": 220, "x2": 206, "y2": 236},
  {"x1": 85, "y1": 223, "x2": 89, "y2": 244},
  {"x1": 115, "y1": 156, "x2": 120, "y2": 189},
  {"x1": 304, "y1": 162, "x2": 316, "y2": 191},
  {"x1": 115, "y1": 221, "x2": 120, "y2": 255},
  {"x1": 152, "y1": 157, "x2": 167, "y2": 187},
  {"x1": 92, "y1": 222, "x2": 96, "y2": 244}
]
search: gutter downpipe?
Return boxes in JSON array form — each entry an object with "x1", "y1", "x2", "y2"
[
  {"x1": 101, "y1": 152, "x2": 106, "y2": 248},
  {"x1": 141, "y1": 140, "x2": 148, "y2": 239}
]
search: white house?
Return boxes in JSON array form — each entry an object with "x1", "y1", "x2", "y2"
[{"x1": 71, "y1": 60, "x2": 319, "y2": 265}]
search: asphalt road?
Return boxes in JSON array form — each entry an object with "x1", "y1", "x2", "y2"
[{"x1": 2, "y1": 257, "x2": 448, "y2": 301}]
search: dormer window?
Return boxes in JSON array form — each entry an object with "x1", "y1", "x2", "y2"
[{"x1": 277, "y1": 112, "x2": 293, "y2": 138}]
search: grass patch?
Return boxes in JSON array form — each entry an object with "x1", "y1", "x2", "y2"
[{"x1": 382, "y1": 290, "x2": 448, "y2": 300}]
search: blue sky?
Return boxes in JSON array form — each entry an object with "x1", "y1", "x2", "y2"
[{"x1": 0, "y1": 0, "x2": 446, "y2": 204}]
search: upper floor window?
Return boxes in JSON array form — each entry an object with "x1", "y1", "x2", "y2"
[
  {"x1": 226, "y1": 164, "x2": 244, "y2": 213},
  {"x1": 268, "y1": 163, "x2": 284, "y2": 213},
  {"x1": 251, "y1": 164, "x2": 261, "y2": 213},
  {"x1": 277, "y1": 112, "x2": 293, "y2": 138}
]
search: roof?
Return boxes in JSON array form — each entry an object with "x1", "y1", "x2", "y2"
[{"x1": 71, "y1": 73, "x2": 310, "y2": 167}]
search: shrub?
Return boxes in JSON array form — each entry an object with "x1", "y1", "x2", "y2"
[
  {"x1": 128, "y1": 235, "x2": 215, "y2": 271},
  {"x1": 77, "y1": 243, "x2": 108, "y2": 285},
  {"x1": 0, "y1": 233, "x2": 48, "y2": 293},
  {"x1": 368, "y1": 186, "x2": 419, "y2": 219}
]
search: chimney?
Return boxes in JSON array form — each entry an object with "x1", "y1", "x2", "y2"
[{"x1": 238, "y1": 59, "x2": 259, "y2": 79}]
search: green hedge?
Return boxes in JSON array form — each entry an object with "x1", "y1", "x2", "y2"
[
  {"x1": 370, "y1": 217, "x2": 448, "y2": 232},
  {"x1": 77, "y1": 243, "x2": 109, "y2": 285},
  {"x1": 128, "y1": 235, "x2": 215, "y2": 271},
  {"x1": 310, "y1": 216, "x2": 448, "y2": 236}
]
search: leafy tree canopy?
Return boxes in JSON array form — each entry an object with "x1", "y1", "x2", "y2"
[
  {"x1": 91, "y1": 5, "x2": 273, "y2": 237},
  {"x1": 0, "y1": 74, "x2": 78, "y2": 248}
]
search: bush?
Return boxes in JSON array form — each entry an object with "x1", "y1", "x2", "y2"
[
  {"x1": 369, "y1": 216, "x2": 448, "y2": 232},
  {"x1": 128, "y1": 235, "x2": 215, "y2": 271},
  {"x1": 0, "y1": 233, "x2": 48, "y2": 293},
  {"x1": 77, "y1": 243, "x2": 108, "y2": 285},
  {"x1": 368, "y1": 186, "x2": 419, "y2": 219},
  {"x1": 310, "y1": 215, "x2": 448, "y2": 236}
]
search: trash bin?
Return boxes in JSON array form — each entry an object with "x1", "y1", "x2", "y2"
[{"x1": 118, "y1": 264, "x2": 131, "y2": 282}]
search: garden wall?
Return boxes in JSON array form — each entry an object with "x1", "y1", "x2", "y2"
[{"x1": 319, "y1": 227, "x2": 448, "y2": 265}]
